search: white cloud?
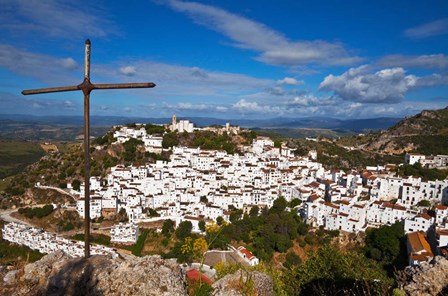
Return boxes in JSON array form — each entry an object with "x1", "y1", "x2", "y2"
[
  {"x1": 268, "y1": 86, "x2": 285, "y2": 96},
  {"x1": 404, "y1": 18, "x2": 448, "y2": 39},
  {"x1": 59, "y1": 58, "x2": 78, "y2": 70},
  {"x1": 0, "y1": 92, "x2": 81, "y2": 115},
  {"x1": 215, "y1": 106, "x2": 228, "y2": 112},
  {"x1": 97, "y1": 60, "x2": 273, "y2": 98},
  {"x1": 277, "y1": 77, "x2": 302, "y2": 85},
  {"x1": 0, "y1": 44, "x2": 79, "y2": 84},
  {"x1": 163, "y1": 102, "x2": 228, "y2": 113},
  {"x1": 319, "y1": 66, "x2": 420, "y2": 103},
  {"x1": 119, "y1": 66, "x2": 137, "y2": 76},
  {"x1": 232, "y1": 99, "x2": 285, "y2": 115},
  {"x1": 0, "y1": 0, "x2": 116, "y2": 38},
  {"x1": 166, "y1": 0, "x2": 361, "y2": 66},
  {"x1": 377, "y1": 54, "x2": 448, "y2": 69},
  {"x1": 288, "y1": 94, "x2": 336, "y2": 107}
]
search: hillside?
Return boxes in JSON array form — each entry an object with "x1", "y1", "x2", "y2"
[
  {"x1": 342, "y1": 107, "x2": 448, "y2": 155},
  {"x1": 0, "y1": 125, "x2": 254, "y2": 207}
]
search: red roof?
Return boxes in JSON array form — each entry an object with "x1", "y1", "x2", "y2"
[
  {"x1": 186, "y1": 269, "x2": 213, "y2": 285},
  {"x1": 238, "y1": 246, "x2": 255, "y2": 260}
]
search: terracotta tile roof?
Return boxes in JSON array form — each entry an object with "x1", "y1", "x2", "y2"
[
  {"x1": 238, "y1": 246, "x2": 255, "y2": 260},
  {"x1": 186, "y1": 269, "x2": 213, "y2": 285},
  {"x1": 407, "y1": 231, "x2": 433, "y2": 256}
]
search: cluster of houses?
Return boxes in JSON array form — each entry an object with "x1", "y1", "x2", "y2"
[
  {"x1": 73, "y1": 122, "x2": 448, "y2": 267},
  {"x1": 405, "y1": 153, "x2": 448, "y2": 168},
  {"x1": 2, "y1": 222, "x2": 118, "y2": 258},
  {"x1": 113, "y1": 126, "x2": 163, "y2": 154},
  {"x1": 110, "y1": 222, "x2": 139, "y2": 245},
  {"x1": 7, "y1": 116, "x2": 444, "y2": 267},
  {"x1": 75, "y1": 137, "x2": 302, "y2": 230},
  {"x1": 112, "y1": 115, "x2": 241, "y2": 154}
]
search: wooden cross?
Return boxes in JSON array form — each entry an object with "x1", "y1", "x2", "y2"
[{"x1": 22, "y1": 39, "x2": 156, "y2": 257}]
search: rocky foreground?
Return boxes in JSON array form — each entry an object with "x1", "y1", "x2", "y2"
[
  {"x1": 1, "y1": 251, "x2": 274, "y2": 296},
  {"x1": 397, "y1": 256, "x2": 448, "y2": 296}
]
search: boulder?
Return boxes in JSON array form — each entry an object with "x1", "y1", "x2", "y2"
[{"x1": 4, "y1": 251, "x2": 187, "y2": 296}]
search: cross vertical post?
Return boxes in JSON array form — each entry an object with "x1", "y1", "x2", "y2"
[
  {"x1": 22, "y1": 39, "x2": 156, "y2": 258},
  {"x1": 83, "y1": 39, "x2": 91, "y2": 257}
]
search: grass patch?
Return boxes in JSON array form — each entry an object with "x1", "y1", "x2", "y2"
[
  {"x1": 121, "y1": 229, "x2": 149, "y2": 256},
  {"x1": 71, "y1": 233, "x2": 111, "y2": 246},
  {"x1": 0, "y1": 220, "x2": 44, "y2": 264},
  {"x1": 0, "y1": 140, "x2": 45, "y2": 179}
]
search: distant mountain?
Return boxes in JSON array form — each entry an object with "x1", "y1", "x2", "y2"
[
  {"x1": 364, "y1": 106, "x2": 448, "y2": 155},
  {"x1": 0, "y1": 114, "x2": 401, "y2": 131}
]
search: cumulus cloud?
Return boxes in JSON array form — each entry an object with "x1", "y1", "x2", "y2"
[
  {"x1": 319, "y1": 66, "x2": 421, "y2": 103},
  {"x1": 277, "y1": 77, "x2": 302, "y2": 85},
  {"x1": 377, "y1": 54, "x2": 448, "y2": 69},
  {"x1": 232, "y1": 99, "x2": 285, "y2": 115},
  {"x1": 166, "y1": 0, "x2": 361, "y2": 66},
  {"x1": 404, "y1": 18, "x2": 448, "y2": 39},
  {"x1": 0, "y1": 0, "x2": 117, "y2": 38},
  {"x1": 59, "y1": 58, "x2": 78, "y2": 69},
  {"x1": 119, "y1": 66, "x2": 137, "y2": 76},
  {"x1": 267, "y1": 86, "x2": 284, "y2": 96},
  {"x1": 288, "y1": 94, "x2": 336, "y2": 107}
]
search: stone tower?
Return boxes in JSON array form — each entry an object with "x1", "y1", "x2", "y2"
[{"x1": 171, "y1": 114, "x2": 177, "y2": 131}]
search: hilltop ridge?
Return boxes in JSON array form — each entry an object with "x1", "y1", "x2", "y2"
[{"x1": 356, "y1": 107, "x2": 448, "y2": 155}]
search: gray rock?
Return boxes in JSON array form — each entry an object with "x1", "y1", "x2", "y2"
[
  {"x1": 3, "y1": 269, "x2": 20, "y2": 285},
  {"x1": 212, "y1": 269, "x2": 274, "y2": 296},
  {"x1": 399, "y1": 256, "x2": 448, "y2": 296},
  {"x1": 8, "y1": 251, "x2": 187, "y2": 296}
]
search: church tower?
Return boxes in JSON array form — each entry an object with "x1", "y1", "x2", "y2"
[{"x1": 171, "y1": 114, "x2": 177, "y2": 131}]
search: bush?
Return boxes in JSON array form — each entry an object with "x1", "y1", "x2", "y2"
[{"x1": 18, "y1": 204, "x2": 54, "y2": 219}]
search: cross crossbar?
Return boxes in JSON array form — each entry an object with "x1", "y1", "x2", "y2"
[{"x1": 22, "y1": 39, "x2": 155, "y2": 258}]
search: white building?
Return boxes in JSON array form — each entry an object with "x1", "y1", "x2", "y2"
[
  {"x1": 110, "y1": 223, "x2": 139, "y2": 245},
  {"x1": 2, "y1": 222, "x2": 117, "y2": 258},
  {"x1": 237, "y1": 246, "x2": 259, "y2": 266}
]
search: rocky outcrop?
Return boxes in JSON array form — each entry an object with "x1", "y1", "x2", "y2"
[
  {"x1": 2, "y1": 251, "x2": 187, "y2": 296},
  {"x1": 397, "y1": 256, "x2": 448, "y2": 296},
  {"x1": 212, "y1": 269, "x2": 275, "y2": 296},
  {"x1": 362, "y1": 107, "x2": 448, "y2": 154}
]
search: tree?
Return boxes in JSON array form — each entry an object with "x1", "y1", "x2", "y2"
[
  {"x1": 417, "y1": 200, "x2": 431, "y2": 207},
  {"x1": 289, "y1": 198, "x2": 302, "y2": 208},
  {"x1": 200, "y1": 196, "x2": 209, "y2": 203},
  {"x1": 284, "y1": 251, "x2": 302, "y2": 269},
  {"x1": 216, "y1": 216, "x2": 224, "y2": 226},
  {"x1": 118, "y1": 208, "x2": 128, "y2": 222},
  {"x1": 364, "y1": 221, "x2": 404, "y2": 264},
  {"x1": 229, "y1": 209, "x2": 243, "y2": 223},
  {"x1": 162, "y1": 132, "x2": 179, "y2": 148},
  {"x1": 199, "y1": 220, "x2": 206, "y2": 232},
  {"x1": 283, "y1": 245, "x2": 392, "y2": 295},
  {"x1": 274, "y1": 140, "x2": 282, "y2": 148},
  {"x1": 175, "y1": 221, "x2": 193, "y2": 240},
  {"x1": 270, "y1": 196, "x2": 287, "y2": 214},
  {"x1": 71, "y1": 179, "x2": 81, "y2": 191},
  {"x1": 147, "y1": 208, "x2": 160, "y2": 217},
  {"x1": 145, "y1": 124, "x2": 165, "y2": 135},
  {"x1": 162, "y1": 219, "x2": 175, "y2": 237},
  {"x1": 249, "y1": 205, "x2": 259, "y2": 217}
]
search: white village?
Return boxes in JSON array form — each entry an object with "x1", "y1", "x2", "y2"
[{"x1": 3, "y1": 117, "x2": 448, "y2": 269}]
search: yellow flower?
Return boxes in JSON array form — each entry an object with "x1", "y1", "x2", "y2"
[
  {"x1": 193, "y1": 237, "x2": 208, "y2": 257},
  {"x1": 205, "y1": 222, "x2": 220, "y2": 233},
  {"x1": 181, "y1": 237, "x2": 193, "y2": 254}
]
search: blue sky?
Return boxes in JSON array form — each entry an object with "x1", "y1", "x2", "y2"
[{"x1": 1, "y1": 0, "x2": 447, "y2": 119}]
